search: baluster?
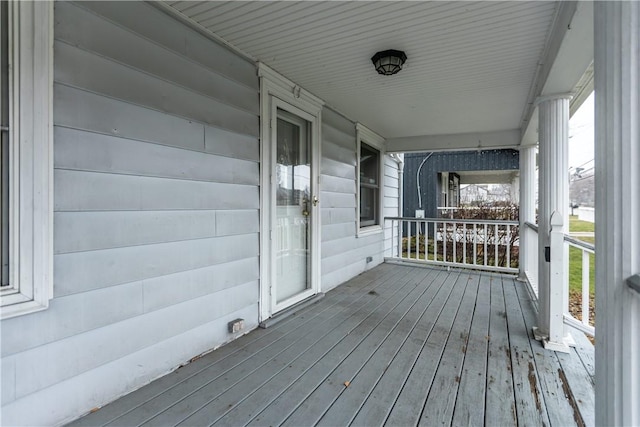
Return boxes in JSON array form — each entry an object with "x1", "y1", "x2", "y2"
[
  {"x1": 484, "y1": 224, "x2": 488, "y2": 266},
  {"x1": 582, "y1": 250, "x2": 590, "y2": 325},
  {"x1": 463, "y1": 223, "x2": 467, "y2": 265},
  {"x1": 473, "y1": 223, "x2": 477, "y2": 265},
  {"x1": 494, "y1": 224, "x2": 499, "y2": 267},
  {"x1": 506, "y1": 224, "x2": 511, "y2": 268},
  {"x1": 443, "y1": 221, "x2": 448, "y2": 263}
]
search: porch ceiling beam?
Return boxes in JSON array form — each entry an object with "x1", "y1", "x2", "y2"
[
  {"x1": 385, "y1": 129, "x2": 520, "y2": 154},
  {"x1": 520, "y1": 1, "x2": 594, "y2": 147}
]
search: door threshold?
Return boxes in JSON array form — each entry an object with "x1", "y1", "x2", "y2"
[{"x1": 259, "y1": 293, "x2": 325, "y2": 329}]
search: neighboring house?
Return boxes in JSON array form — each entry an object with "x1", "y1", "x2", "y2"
[
  {"x1": 403, "y1": 150, "x2": 519, "y2": 219},
  {"x1": 0, "y1": 2, "x2": 637, "y2": 426}
]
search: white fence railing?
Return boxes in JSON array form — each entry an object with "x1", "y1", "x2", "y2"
[
  {"x1": 564, "y1": 235, "x2": 595, "y2": 337},
  {"x1": 522, "y1": 222, "x2": 595, "y2": 338},
  {"x1": 385, "y1": 217, "x2": 519, "y2": 274}
]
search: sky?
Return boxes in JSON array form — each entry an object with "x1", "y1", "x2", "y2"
[{"x1": 568, "y1": 92, "x2": 595, "y2": 174}]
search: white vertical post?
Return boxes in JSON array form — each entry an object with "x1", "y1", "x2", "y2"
[
  {"x1": 548, "y1": 212, "x2": 568, "y2": 351},
  {"x1": 595, "y1": 3, "x2": 640, "y2": 425},
  {"x1": 519, "y1": 146, "x2": 536, "y2": 280},
  {"x1": 534, "y1": 94, "x2": 571, "y2": 352}
]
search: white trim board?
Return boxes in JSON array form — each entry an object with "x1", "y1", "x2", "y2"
[
  {"x1": 258, "y1": 63, "x2": 324, "y2": 322},
  {"x1": 0, "y1": 1, "x2": 54, "y2": 319}
]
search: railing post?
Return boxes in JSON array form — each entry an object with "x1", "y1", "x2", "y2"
[{"x1": 545, "y1": 211, "x2": 569, "y2": 352}]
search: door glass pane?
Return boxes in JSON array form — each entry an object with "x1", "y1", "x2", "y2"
[{"x1": 275, "y1": 110, "x2": 311, "y2": 304}]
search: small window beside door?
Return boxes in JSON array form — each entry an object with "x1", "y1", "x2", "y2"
[
  {"x1": 359, "y1": 143, "x2": 380, "y2": 227},
  {"x1": 356, "y1": 123, "x2": 385, "y2": 235}
]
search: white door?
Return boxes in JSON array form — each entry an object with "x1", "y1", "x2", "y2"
[{"x1": 270, "y1": 102, "x2": 319, "y2": 314}]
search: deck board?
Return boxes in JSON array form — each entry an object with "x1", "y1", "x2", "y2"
[
  {"x1": 502, "y1": 276, "x2": 551, "y2": 426},
  {"x1": 419, "y1": 271, "x2": 480, "y2": 426},
  {"x1": 313, "y1": 269, "x2": 445, "y2": 426},
  {"x1": 514, "y1": 276, "x2": 586, "y2": 427},
  {"x1": 280, "y1": 269, "x2": 444, "y2": 426},
  {"x1": 383, "y1": 270, "x2": 468, "y2": 425},
  {"x1": 241, "y1": 267, "x2": 431, "y2": 427},
  {"x1": 72, "y1": 264, "x2": 594, "y2": 427},
  {"x1": 349, "y1": 270, "x2": 460, "y2": 426},
  {"x1": 484, "y1": 274, "x2": 518, "y2": 426},
  {"x1": 450, "y1": 271, "x2": 491, "y2": 427}
]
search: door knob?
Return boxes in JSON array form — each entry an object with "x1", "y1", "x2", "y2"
[{"x1": 313, "y1": 195, "x2": 319, "y2": 206}]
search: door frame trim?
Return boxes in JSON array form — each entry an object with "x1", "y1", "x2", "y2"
[{"x1": 258, "y1": 63, "x2": 324, "y2": 322}]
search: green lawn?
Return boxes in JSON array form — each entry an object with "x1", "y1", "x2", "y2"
[
  {"x1": 568, "y1": 215, "x2": 595, "y2": 294},
  {"x1": 569, "y1": 246, "x2": 595, "y2": 294},
  {"x1": 569, "y1": 215, "x2": 595, "y2": 233}
]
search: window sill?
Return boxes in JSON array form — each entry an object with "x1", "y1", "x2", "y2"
[
  {"x1": 1, "y1": 299, "x2": 49, "y2": 320},
  {"x1": 357, "y1": 225, "x2": 383, "y2": 238}
]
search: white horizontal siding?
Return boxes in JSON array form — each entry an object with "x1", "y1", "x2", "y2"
[
  {"x1": 55, "y1": 127, "x2": 259, "y2": 185},
  {"x1": 0, "y1": 2, "x2": 261, "y2": 426},
  {"x1": 5, "y1": 281, "x2": 258, "y2": 401},
  {"x1": 54, "y1": 210, "x2": 258, "y2": 254},
  {"x1": 54, "y1": 170, "x2": 259, "y2": 211},
  {"x1": 55, "y1": 2, "x2": 258, "y2": 115},
  {"x1": 1, "y1": 304, "x2": 259, "y2": 427},
  {"x1": 1, "y1": 257, "x2": 259, "y2": 359},
  {"x1": 54, "y1": 233, "x2": 258, "y2": 296},
  {"x1": 54, "y1": 41, "x2": 258, "y2": 136},
  {"x1": 320, "y1": 108, "x2": 398, "y2": 292},
  {"x1": 383, "y1": 156, "x2": 402, "y2": 256},
  {"x1": 79, "y1": 1, "x2": 258, "y2": 90}
]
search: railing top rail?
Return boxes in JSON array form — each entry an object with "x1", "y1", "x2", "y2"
[
  {"x1": 564, "y1": 235, "x2": 595, "y2": 252},
  {"x1": 385, "y1": 216, "x2": 519, "y2": 225},
  {"x1": 524, "y1": 221, "x2": 538, "y2": 232}
]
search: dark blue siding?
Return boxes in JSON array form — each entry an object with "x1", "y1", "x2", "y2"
[{"x1": 403, "y1": 149, "x2": 519, "y2": 218}]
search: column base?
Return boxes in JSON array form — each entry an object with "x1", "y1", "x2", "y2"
[
  {"x1": 542, "y1": 338, "x2": 571, "y2": 353},
  {"x1": 532, "y1": 326, "x2": 572, "y2": 353}
]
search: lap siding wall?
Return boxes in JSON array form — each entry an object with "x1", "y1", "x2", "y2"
[{"x1": 1, "y1": 2, "x2": 260, "y2": 425}]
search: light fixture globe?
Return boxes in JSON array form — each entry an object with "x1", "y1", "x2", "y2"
[{"x1": 371, "y1": 49, "x2": 407, "y2": 76}]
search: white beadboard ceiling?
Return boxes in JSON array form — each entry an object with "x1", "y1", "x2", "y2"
[{"x1": 165, "y1": 1, "x2": 559, "y2": 139}]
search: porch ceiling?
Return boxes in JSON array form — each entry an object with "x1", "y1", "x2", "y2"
[{"x1": 163, "y1": 1, "x2": 592, "y2": 150}]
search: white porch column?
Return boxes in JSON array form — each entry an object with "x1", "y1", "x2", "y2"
[
  {"x1": 518, "y1": 146, "x2": 535, "y2": 282},
  {"x1": 594, "y1": 2, "x2": 640, "y2": 425},
  {"x1": 535, "y1": 94, "x2": 571, "y2": 352}
]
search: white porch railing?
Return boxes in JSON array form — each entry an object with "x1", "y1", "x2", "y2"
[
  {"x1": 385, "y1": 217, "x2": 519, "y2": 274},
  {"x1": 521, "y1": 222, "x2": 595, "y2": 338},
  {"x1": 564, "y1": 235, "x2": 595, "y2": 337}
]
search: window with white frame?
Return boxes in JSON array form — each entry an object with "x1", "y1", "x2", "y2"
[
  {"x1": 356, "y1": 124, "x2": 385, "y2": 233},
  {"x1": 0, "y1": 2, "x2": 53, "y2": 319}
]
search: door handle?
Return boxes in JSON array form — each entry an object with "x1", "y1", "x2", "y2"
[
  {"x1": 302, "y1": 199, "x2": 309, "y2": 217},
  {"x1": 313, "y1": 195, "x2": 319, "y2": 207}
]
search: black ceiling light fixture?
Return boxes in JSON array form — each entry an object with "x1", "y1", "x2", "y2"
[{"x1": 371, "y1": 49, "x2": 407, "y2": 76}]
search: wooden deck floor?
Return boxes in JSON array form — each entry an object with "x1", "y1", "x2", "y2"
[{"x1": 71, "y1": 264, "x2": 595, "y2": 427}]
